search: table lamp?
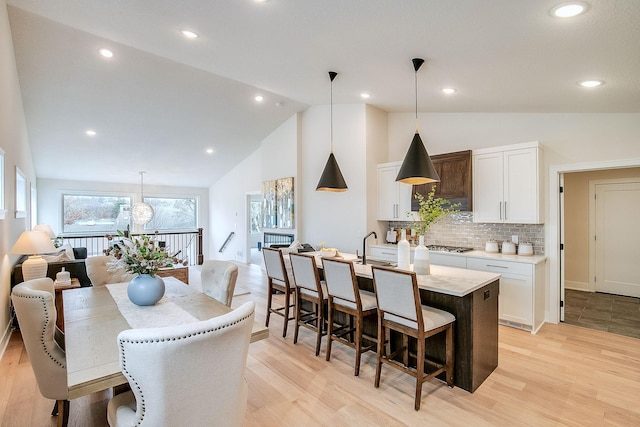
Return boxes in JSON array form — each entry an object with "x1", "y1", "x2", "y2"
[{"x1": 10, "y1": 230, "x2": 57, "y2": 281}]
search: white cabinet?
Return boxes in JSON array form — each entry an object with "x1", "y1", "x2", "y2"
[
  {"x1": 467, "y1": 257, "x2": 545, "y2": 333},
  {"x1": 429, "y1": 252, "x2": 467, "y2": 269},
  {"x1": 473, "y1": 142, "x2": 543, "y2": 224},
  {"x1": 369, "y1": 246, "x2": 402, "y2": 262},
  {"x1": 377, "y1": 162, "x2": 413, "y2": 220}
]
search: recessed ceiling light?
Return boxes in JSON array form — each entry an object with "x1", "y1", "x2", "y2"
[
  {"x1": 206, "y1": 148, "x2": 214, "y2": 154},
  {"x1": 442, "y1": 88, "x2": 457, "y2": 95},
  {"x1": 180, "y1": 30, "x2": 199, "y2": 39},
  {"x1": 86, "y1": 130, "x2": 97, "y2": 136},
  {"x1": 578, "y1": 80, "x2": 604, "y2": 88},
  {"x1": 254, "y1": 95, "x2": 264, "y2": 102},
  {"x1": 360, "y1": 92, "x2": 371, "y2": 99},
  {"x1": 550, "y1": 2, "x2": 589, "y2": 18},
  {"x1": 98, "y1": 48, "x2": 113, "y2": 58}
]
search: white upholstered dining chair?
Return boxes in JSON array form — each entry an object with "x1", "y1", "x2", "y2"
[
  {"x1": 86, "y1": 255, "x2": 134, "y2": 286},
  {"x1": 11, "y1": 278, "x2": 70, "y2": 427},
  {"x1": 106, "y1": 301, "x2": 255, "y2": 427},
  {"x1": 262, "y1": 247, "x2": 296, "y2": 337},
  {"x1": 200, "y1": 260, "x2": 238, "y2": 306}
]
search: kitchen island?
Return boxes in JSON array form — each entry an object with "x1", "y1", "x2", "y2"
[{"x1": 300, "y1": 253, "x2": 501, "y2": 393}]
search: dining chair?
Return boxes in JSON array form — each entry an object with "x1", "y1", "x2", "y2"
[
  {"x1": 321, "y1": 257, "x2": 377, "y2": 376},
  {"x1": 200, "y1": 260, "x2": 238, "y2": 306},
  {"x1": 106, "y1": 301, "x2": 255, "y2": 427},
  {"x1": 371, "y1": 266, "x2": 455, "y2": 410},
  {"x1": 85, "y1": 255, "x2": 134, "y2": 286},
  {"x1": 262, "y1": 247, "x2": 296, "y2": 338},
  {"x1": 11, "y1": 278, "x2": 70, "y2": 427},
  {"x1": 289, "y1": 253, "x2": 327, "y2": 356}
]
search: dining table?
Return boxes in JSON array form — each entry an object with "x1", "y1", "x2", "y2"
[{"x1": 63, "y1": 276, "x2": 269, "y2": 399}]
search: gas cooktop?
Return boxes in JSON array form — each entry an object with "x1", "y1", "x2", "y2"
[{"x1": 426, "y1": 245, "x2": 474, "y2": 253}]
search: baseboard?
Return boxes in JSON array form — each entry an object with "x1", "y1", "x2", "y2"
[
  {"x1": 565, "y1": 280, "x2": 592, "y2": 292},
  {"x1": 0, "y1": 318, "x2": 14, "y2": 361}
]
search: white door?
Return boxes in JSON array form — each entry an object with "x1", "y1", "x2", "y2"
[{"x1": 594, "y1": 181, "x2": 640, "y2": 297}]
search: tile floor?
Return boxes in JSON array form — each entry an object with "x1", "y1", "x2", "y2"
[{"x1": 564, "y1": 289, "x2": 640, "y2": 339}]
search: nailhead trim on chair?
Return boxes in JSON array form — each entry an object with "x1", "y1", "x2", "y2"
[
  {"x1": 14, "y1": 294, "x2": 66, "y2": 369},
  {"x1": 118, "y1": 312, "x2": 253, "y2": 425}
]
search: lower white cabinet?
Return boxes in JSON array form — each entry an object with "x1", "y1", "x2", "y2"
[
  {"x1": 368, "y1": 246, "x2": 402, "y2": 262},
  {"x1": 429, "y1": 252, "x2": 467, "y2": 269},
  {"x1": 466, "y1": 257, "x2": 545, "y2": 333}
]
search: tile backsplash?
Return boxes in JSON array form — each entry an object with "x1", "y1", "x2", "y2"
[{"x1": 390, "y1": 212, "x2": 545, "y2": 255}]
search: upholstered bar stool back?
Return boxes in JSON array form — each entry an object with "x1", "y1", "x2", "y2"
[
  {"x1": 321, "y1": 258, "x2": 377, "y2": 376},
  {"x1": 262, "y1": 247, "x2": 295, "y2": 337},
  {"x1": 290, "y1": 253, "x2": 327, "y2": 356},
  {"x1": 371, "y1": 266, "x2": 455, "y2": 410},
  {"x1": 12, "y1": 278, "x2": 70, "y2": 427}
]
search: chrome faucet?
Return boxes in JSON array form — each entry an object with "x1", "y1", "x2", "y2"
[{"x1": 362, "y1": 231, "x2": 377, "y2": 265}]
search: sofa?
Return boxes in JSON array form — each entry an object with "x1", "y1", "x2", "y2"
[{"x1": 11, "y1": 247, "x2": 92, "y2": 288}]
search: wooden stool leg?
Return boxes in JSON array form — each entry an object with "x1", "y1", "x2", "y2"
[
  {"x1": 293, "y1": 290, "x2": 301, "y2": 344},
  {"x1": 374, "y1": 319, "x2": 384, "y2": 388},
  {"x1": 56, "y1": 399, "x2": 69, "y2": 427},
  {"x1": 446, "y1": 325, "x2": 455, "y2": 387},
  {"x1": 325, "y1": 301, "x2": 334, "y2": 362},
  {"x1": 415, "y1": 339, "x2": 425, "y2": 411},
  {"x1": 315, "y1": 301, "x2": 323, "y2": 356},
  {"x1": 265, "y1": 282, "x2": 273, "y2": 327},
  {"x1": 354, "y1": 314, "x2": 363, "y2": 376},
  {"x1": 282, "y1": 289, "x2": 290, "y2": 338}
]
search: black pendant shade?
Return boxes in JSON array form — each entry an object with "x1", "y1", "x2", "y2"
[
  {"x1": 316, "y1": 71, "x2": 348, "y2": 192},
  {"x1": 316, "y1": 152, "x2": 348, "y2": 192},
  {"x1": 396, "y1": 58, "x2": 440, "y2": 185},
  {"x1": 395, "y1": 132, "x2": 440, "y2": 185}
]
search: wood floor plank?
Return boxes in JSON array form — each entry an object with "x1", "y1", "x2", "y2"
[{"x1": 2, "y1": 262, "x2": 640, "y2": 426}]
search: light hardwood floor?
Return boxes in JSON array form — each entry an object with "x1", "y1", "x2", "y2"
[{"x1": 2, "y1": 263, "x2": 640, "y2": 426}]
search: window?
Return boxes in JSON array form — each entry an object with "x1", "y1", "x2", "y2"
[
  {"x1": 15, "y1": 167, "x2": 26, "y2": 218},
  {"x1": 143, "y1": 197, "x2": 197, "y2": 231},
  {"x1": 62, "y1": 194, "x2": 131, "y2": 234},
  {"x1": 250, "y1": 199, "x2": 262, "y2": 234}
]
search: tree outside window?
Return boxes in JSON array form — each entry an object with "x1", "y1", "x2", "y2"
[{"x1": 143, "y1": 197, "x2": 197, "y2": 231}]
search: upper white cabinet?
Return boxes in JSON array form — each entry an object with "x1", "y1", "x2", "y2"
[
  {"x1": 377, "y1": 162, "x2": 413, "y2": 220},
  {"x1": 472, "y1": 141, "x2": 543, "y2": 224}
]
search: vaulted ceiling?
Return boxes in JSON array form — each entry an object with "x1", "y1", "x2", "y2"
[{"x1": 7, "y1": 0, "x2": 640, "y2": 187}]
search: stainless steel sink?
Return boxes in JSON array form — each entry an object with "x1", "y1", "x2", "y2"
[{"x1": 353, "y1": 259, "x2": 396, "y2": 267}]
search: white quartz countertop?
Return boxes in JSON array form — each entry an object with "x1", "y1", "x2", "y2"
[
  {"x1": 369, "y1": 243, "x2": 547, "y2": 265},
  {"x1": 298, "y1": 252, "x2": 501, "y2": 298}
]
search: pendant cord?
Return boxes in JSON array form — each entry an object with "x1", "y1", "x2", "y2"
[
  {"x1": 139, "y1": 171, "x2": 145, "y2": 201},
  {"x1": 330, "y1": 77, "x2": 333, "y2": 153},
  {"x1": 415, "y1": 67, "x2": 419, "y2": 133}
]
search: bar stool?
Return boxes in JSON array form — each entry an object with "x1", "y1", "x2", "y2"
[
  {"x1": 289, "y1": 253, "x2": 327, "y2": 356},
  {"x1": 262, "y1": 247, "x2": 296, "y2": 338},
  {"x1": 371, "y1": 266, "x2": 455, "y2": 410},
  {"x1": 321, "y1": 258, "x2": 377, "y2": 376}
]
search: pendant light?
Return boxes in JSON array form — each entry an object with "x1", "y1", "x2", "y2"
[
  {"x1": 395, "y1": 58, "x2": 440, "y2": 185},
  {"x1": 131, "y1": 171, "x2": 154, "y2": 225},
  {"x1": 316, "y1": 71, "x2": 348, "y2": 192}
]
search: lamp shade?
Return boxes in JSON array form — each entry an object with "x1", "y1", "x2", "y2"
[
  {"x1": 316, "y1": 153, "x2": 348, "y2": 192},
  {"x1": 10, "y1": 230, "x2": 57, "y2": 255},
  {"x1": 395, "y1": 132, "x2": 440, "y2": 185},
  {"x1": 11, "y1": 230, "x2": 57, "y2": 281},
  {"x1": 33, "y1": 224, "x2": 56, "y2": 239}
]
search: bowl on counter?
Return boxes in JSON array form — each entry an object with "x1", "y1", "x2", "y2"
[{"x1": 320, "y1": 248, "x2": 337, "y2": 258}]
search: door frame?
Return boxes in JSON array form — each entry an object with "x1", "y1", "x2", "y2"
[{"x1": 548, "y1": 158, "x2": 640, "y2": 324}]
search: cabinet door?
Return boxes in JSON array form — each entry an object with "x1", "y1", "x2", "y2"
[
  {"x1": 429, "y1": 252, "x2": 467, "y2": 268},
  {"x1": 498, "y1": 274, "x2": 533, "y2": 325},
  {"x1": 472, "y1": 152, "x2": 504, "y2": 222},
  {"x1": 504, "y1": 148, "x2": 540, "y2": 224},
  {"x1": 378, "y1": 165, "x2": 399, "y2": 220}
]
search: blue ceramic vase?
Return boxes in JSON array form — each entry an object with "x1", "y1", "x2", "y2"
[{"x1": 128, "y1": 274, "x2": 165, "y2": 306}]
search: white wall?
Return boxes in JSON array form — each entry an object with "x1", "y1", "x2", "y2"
[
  {"x1": 0, "y1": 0, "x2": 37, "y2": 355},
  {"x1": 300, "y1": 104, "x2": 370, "y2": 253}
]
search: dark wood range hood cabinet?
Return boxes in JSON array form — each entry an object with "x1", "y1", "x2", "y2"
[{"x1": 411, "y1": 150, "x2": 472, "y2": 212}]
